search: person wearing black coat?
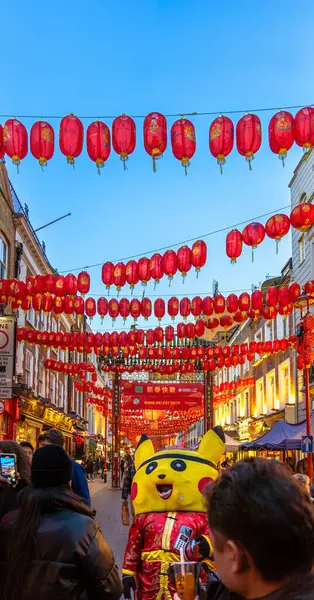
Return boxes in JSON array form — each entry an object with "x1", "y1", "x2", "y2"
[
  {"x1": 0, "y1": 440, "x2": 30, "y2": 520},
  {"x1": 0, "y1": 444, "x2": 123, "y2": 600}
]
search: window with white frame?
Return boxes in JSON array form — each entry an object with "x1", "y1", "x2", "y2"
[
  {"x1": 244, "y1": 390, "x2": 249, "y2": 417},
  {"x1": 256, "y1": 378, "x2": 264, "y2": 416},
  {"x1": 27, "y1": 306, "x2": 35, "y2": 326},
  {"x1": 265, "y1": 321, "x2": 274, "y2": 342},
  {"x1": 266, "y1": 370, "x2": 276, "y2": 413},
  {"x1": 299, "y1": 192, "x2": 307, "y2": 204},
  {"x1": 49, "y1": 373, "x2": 56, "y2": 403},
  {"x1": 0, "y1": 237, "x2": 8, "y2": 279},
  {"x1": 236, "y1": 395, "x2": 241, "y2": 420},
  {"x1": 25, "y1": 351, "x2": 33, "y2": 388},
  {"x1": 58, "y1": 381, "x2": 64, "y2": 408},
  {"x1": 299, "y1": 234, "x2": 305, "y2": 265},
  {"x1": 51, "y1": 318, "x2": 57, "y2": 333},
  {"x1": 38, "y1": 361, "x2": 45, "y2": 397},
  {"x1": 278, "y1": 314, "x2": 288, "y2": 339},
  {"x1": 255, "y1": 328, "x2": 263, "y2": 343},
  {"x1": 279, "y1": 361, "x2": 290, "y2": 407}
]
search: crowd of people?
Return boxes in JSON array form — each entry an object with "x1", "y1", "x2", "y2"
[{"x1": 0, "y1": 431, "x2": 314, "y2": 599}]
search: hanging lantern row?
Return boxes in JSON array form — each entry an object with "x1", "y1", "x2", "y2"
[
  {"x1": 0, "y1": 272, "x2": 90, "y2": 300},
  {"x1": 3, "y1": 107, "x2": 314, "y2": 173},
  {"x1": 44, "y1": 359, "x2": 96, "y2": 377},
  {"x1": 102, "y1": 240, "x2": 207, "y2": 292},
  {"x1": 226, "y1": 203, "x2": 314, "y2": 262},
  {"x1": 296, "y1": 313, "x2": 314, "y2": 369},
  {"x1": 213, "y1": 377, "x2": 255, "y2": 404},
  {"x1": 74, "y1": 379, "x2": 111, "y2": 399}
]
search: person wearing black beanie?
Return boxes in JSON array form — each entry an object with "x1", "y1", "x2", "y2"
[{"x1": 0, "y1": 446, "x2": 123, "y2": 600}]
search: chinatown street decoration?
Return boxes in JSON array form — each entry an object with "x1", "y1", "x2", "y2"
[
  {"x1": 294, "y1": 107, "x2": 314, "y2": 155},
  {"x1": 242, "y1": 222, "x2": 265, "y2": 261},
  {"x1": 112, "y1": 114, "x2": 136, "y2": 169},
  {"x1": 265, "y1": 214, "x2": 290, "y2": 253},
  {"x1": 143, "y1": 112, "x2": 167, "y2": 172},
  {"x1": 171, "y1": 118, "x2": 196, "y2": 174},
  {"x1": 30, "y1": 121, "x2": 55, "y2": 169},
  {"x1": 4, "y1": 119, "x2": 28, "y2": 171},
  {"x1": 0, "y1": 125, "x2": 4, "y2": 160},
  {"x1": 268, "y1": 110, "x2": 294, "y2": 166},
  {"x1": 236, "y1": 114, "x2": 261, "y2": 170},
  {"x1": 209, "y1": 115, "x2": 234, "y2": 173},
  {"x1": 226, "y1": 229, "x2": 243, "y2": 263},
  {"x1": 86, "y1": 121, "x2": 111, "y2": 173},
  {"x1": 59, "y1": 114, "x2": 84, "y2": 166}
]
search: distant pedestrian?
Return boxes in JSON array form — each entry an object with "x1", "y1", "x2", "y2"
[
  {"x1": 38, "y1": 430, "x2": 91, "y2": 507},
  {"x1": 19, "y1": 441, "x2": 34, "y2": 466},
  {"x1": 86, "y1": 456, "x2": 95, "y2": 481},
  {"x1": 0, "y1": 441, "x2": 30, "y2": 520},
  {"x1": 0, "y1": 445, "x2": 123, "y2": 600},
  {"x1": 120, "y1": 458, "x2": 125, "y2": 479},
  {"x1": 122, "y1": 455, "x2": 136, "y2": 520},
  {"x1": 203, "y1": 457, "x2": 314, "y2": 600}
]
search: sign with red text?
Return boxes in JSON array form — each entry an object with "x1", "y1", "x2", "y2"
[{"x1": 122, "y1": 382, "x2": 203, "y2": 411}]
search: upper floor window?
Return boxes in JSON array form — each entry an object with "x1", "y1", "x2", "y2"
[
  {"x1": 0, "y1": 237, "x2": 8, "y2": 278},
  {"x1": 25, "y1": 351, "x2": 33, "y2": 388},
  {"x1": 299, "y1": 234, "x2": 305, "y2": 265},
  {"x1": 299, "y1": 192, "x2": 307, "y2": 204}
]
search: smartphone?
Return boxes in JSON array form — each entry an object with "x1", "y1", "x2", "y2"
[{"x1": 0, "y1": 453, "x2": 17, "y2": 485}]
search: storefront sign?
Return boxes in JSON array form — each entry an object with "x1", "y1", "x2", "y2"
[
  {"x1": 0, "y1": 317, "x2": 15, "y2": 399},
  {"x1": 22, "y1": 399, "x2": 45, "y2": 420},
  {"x1": 122, "y1": 382, "x2": 203, "y2": 411}
]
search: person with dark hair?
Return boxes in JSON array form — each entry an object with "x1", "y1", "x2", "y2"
[
  {"x1": 204, "y1": 457, "x2": 314, "y2": 600},
  {"x1": 0, "y1": 441, "x2": 30, "y2": 520},
  {"x1": 39, "y1": 429, "x2": 91, "y2": 506},
  {"x1": 0, "y1": 444, "x2": 123, "y2": 600},
  {"x1": 121, "y1": 455, "x2": 135, "y2": 519},
  {"x1": 20, "y1": 441, "x2": 34, "y2": 465}
]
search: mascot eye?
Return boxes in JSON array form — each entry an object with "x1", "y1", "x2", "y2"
[
  {"x1": 146, "y1": 461, "x2": 158, "y2": 475},
  {"x1": 171, "y1": 460, "x2": 187, "y2": 472}
]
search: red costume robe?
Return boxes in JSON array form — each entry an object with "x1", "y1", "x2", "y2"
[{"x1": 122, "y1": 510, "x2": 213, "y2": 600}]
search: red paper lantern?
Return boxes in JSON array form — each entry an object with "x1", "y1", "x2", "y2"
[
  {"x1": 53, "y1": 296, "x2": 63, "y2": 316},
  {"x1": 119, "y1": 298, "x2": 130, "y2": 322},
  {"x1": 113, "y1": 262, "x2": 126, "y2": 292},
  {"x1": 226, "y1": 229, "x2": 243, "y2": 264},
  {"x1": 262, "y1": 306, "x2": 277, "y2": 320},
  {"x1": 63, "y1": 296, "x2": 74, "y2": 315},
  {"x1": 294, "y1": 107, "x2": 314, "y2": 153},
  {"x1": 304, "y1": 314, "x2": 314, "y2": 332},
  {"x1": 163, "y1": 250, "x2": 177, "y2": 284},
  {"x1": 265, "y1": 214, "x2": 290, "y2": 252},
  {"x1": 112, "y1": 114, "x2": 136, "y2": 169},
  {"x1": 195, "y1": 319, "x2": 205, "y2": 337},
  {"x1": 206, "y1": 317, "x2": 219, "y2": 330},
  {"x1": 266, "y1": 287, "x2": 278, "y2": 307},
  {"x1": 143, "y1": 112, "x2": 167, "y2": 171},
  {"x1": 304, "y1": 281, "x2": 314, "y2": 296},
  {"x1": 236, "y1": 114, "x2": 261, "y2": 169},
  {"x1": 167, "y1": 296, "x2": 179, "y2": 320},
  {"x1": 54, "y1": 276, "x2": 66, "y2": 297},
  {"x1": 154, "y1": 298, "x2": 165, "y2": 322},
  {"x1": 296, "y1": 355, "x2": 305, "y2": 370},
  {"x1": 65, "y1": 274, "x2": 77, "y2": 297},
  {"x1": 177, "y1": 323, "x2": 187, "y2": 340},
  {"x1": 213, "y1": 294, "x2": 225, "y2": 315},
  {"x1": 138, "y1": 257, "x2": 151, "y2": 286},
  {"x1": 209, "y1": 116, "x2": 234, "y2": 172},
  {"x1": 4, "y1": 119, "x2": 28, "y2": 169},
  {"x1": 290, "y1": 203, "x2": 314, "y2": 232},
  {"x1": 73, "y1": 296, "x2": 84, "y2": 317},
  {"x1": 111, "y1": 332, "x2": 119, "y2": 347},
  {"x1": 226, "y1": 294, "x2": 238, "y2": 315},
  {"x1": 177, "y1": 246, "x2": 192, "y2": 280},
  {"x1": 239, "y1": 292, "x2": 250, "y2": 312},
  {"x1": 141, "y1": 297, "x2": 152, "y2": 320},
  {"x1": 191, "y1": 240, "x2": 207, "y2": 275},
  {"x1": 233, "y1": 310, "x2": 247, "y2": 324},
  {"x1": 150, "y1": 253, "x2": 164, "y2": 286},
  {"x1": 171, "y1": 118, "x2": 196, "y2": 174},
  {"x1": 242, "y1": 222, "x2": 265, "y2": 260},
  {"x1": 289, "y1": 282, "x2": 301, "y2": 301},
  {"x1": 203, "y1": 296, "x2": 214, "y2": 316},
  {"x1": 130, "y1": 298, "x2": 141, "y2": 321},
  {"x1": 86, "y1": 121, "x2": 110, "y2": 172},
  {"x1": 77, "y1": 271, "x2": 90, "y2": 296},
  {"x1": 85, "y1": 297, "x2": 96, "y2": 319},
  {"x1": 59, "y1": 114, "x2": 83, "y2": 166},
  {"x1": 154, "y1": 327, "x2": 164, "y2": 344},
  {"x1": 220, "y1": 315, "x2": 233, "y2": 330},
  {"x1": 126, "y1": 260, "x2": 139, "y2": 292},
  {"x1": 251, "y1": 290, "x2": 263, "y2": 311},
  {"x1": 127, "y1": 331, "x2": 136, "y2": 346},
  {"x1": 191, "y1": 296, "x2": 203, "y2": 319},
  {"x1": 97, "y1": 297, "x2": 109, "y2": 321},
  {"x1": 278, "y1": 287, "x2": 292, "y2": 307},
  {"x1": 30, "y1": 121, "x2": 54, "y2": 168},
  {"x1": 186, "y1": 323, "x2": 195, "y2": 340},
  {"x1": 180, "y1": 297, "x2": 191, "y2": 320},
  {"x1": 146, "y1": 329, "x2": 154, "y2": 345},
  {"x1": 109, "y1": 299, "x2": 119, "y2": 322},
  {"x1": 102, "y1": 262, "x2": 114, "y2": 291},
  {"x1": 268, "y1": 111, "x2": 294, "y2": 165},
  {"x1": 34, "y1": 275, "x2": 46, "y2": 295}
]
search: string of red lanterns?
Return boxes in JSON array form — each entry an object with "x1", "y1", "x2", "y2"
[
  {"x1": 3, "y1": 107, "x2": 314, "y2": 173},
  {"x1": 226, "y1": 203, "x2": 314, "y2": 262}
]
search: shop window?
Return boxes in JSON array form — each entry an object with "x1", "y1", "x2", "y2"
[
  {"x1": 256, "y1": 378, "x2": 264, "y2": 416},
  {"x1": 25, "y1": 351, "x2": 33, "y2": 388},
  {"x1": 299, "y1": 234, "x2": 305, "y2": 265},
  {"x1": 49, "y1": 373, "x2": 56, "y2": 403},
  {"x1": 58, "y1": 382, "x2": 64, "y2": 408},
  {"x1": 0, "y1": 237, "x2": 8, "y2": 279}
]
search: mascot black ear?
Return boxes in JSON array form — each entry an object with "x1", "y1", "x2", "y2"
[
  {"x1": 198, "y1": 426, "x2": 226, "y2": 463},
  {"x1": 135, "y1": 434, "x2": 155, "y2": 471}
]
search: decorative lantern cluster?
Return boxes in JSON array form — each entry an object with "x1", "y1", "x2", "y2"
[
  {"x1": 101, "y1": 240, "x2": 207, "y2": 293},
  {"x1": 213, "y1": 377, "x2": 255, "y2": 404},
  {"x1": 296, "y1": 313, "x2": 314, "y2": 370},
  {"x1": 226, "y1": 204, "x2": 314, "y2": 262},
  {"x1": 3, "y1": 106, "x2": 314, "y2": 173}
]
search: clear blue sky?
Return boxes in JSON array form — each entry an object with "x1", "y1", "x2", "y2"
[{"x1": 3, "y1": 0, "x2": 314, "y2": 332}]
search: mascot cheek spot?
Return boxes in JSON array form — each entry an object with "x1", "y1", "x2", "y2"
[
  {"x1": 198, "y1": 477, "x2": 213, "y2": 495},
  {"x1": 131, "y1": 482, "x2": 138, "y2": 501}
]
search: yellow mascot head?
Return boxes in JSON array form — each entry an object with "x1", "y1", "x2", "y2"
[{"x1": 131, "y1": 426, "x2": 225, "y2": 515}]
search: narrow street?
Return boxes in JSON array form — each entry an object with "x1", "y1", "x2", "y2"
[{"x1": 89, "y1": 479, "x2": 129, "y2": 569}]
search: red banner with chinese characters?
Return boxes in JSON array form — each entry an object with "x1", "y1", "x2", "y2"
[{"x1": 121, "y1": 382, "x2": 203, "y2": 411}]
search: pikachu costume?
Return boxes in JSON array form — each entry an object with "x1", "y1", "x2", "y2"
[{"x1": 122, "y1": 426, "x2": 225, "y2": 600}]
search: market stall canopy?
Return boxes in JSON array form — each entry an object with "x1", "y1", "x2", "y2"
[
  {"x1": 285, "y1": 414, "x2": 314, "y2": 450},
  {"x1": 241, "y1": 419, "x2": 305, "y2": 451}
]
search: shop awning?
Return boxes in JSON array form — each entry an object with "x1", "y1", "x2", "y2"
[
  {"x1": 241, "y1": 419, "x2": 306, "y2": 451},
  {"x1": 285, "y1": 414, "x2": 314, "y2": 450}
]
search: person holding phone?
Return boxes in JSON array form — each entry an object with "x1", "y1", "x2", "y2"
[
  {"x1": 0, "y1": 444, "x2": 123, "y2": 600},
  {"x1": 0, "y1": 441, "x2": 30, "y2": 520}
]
